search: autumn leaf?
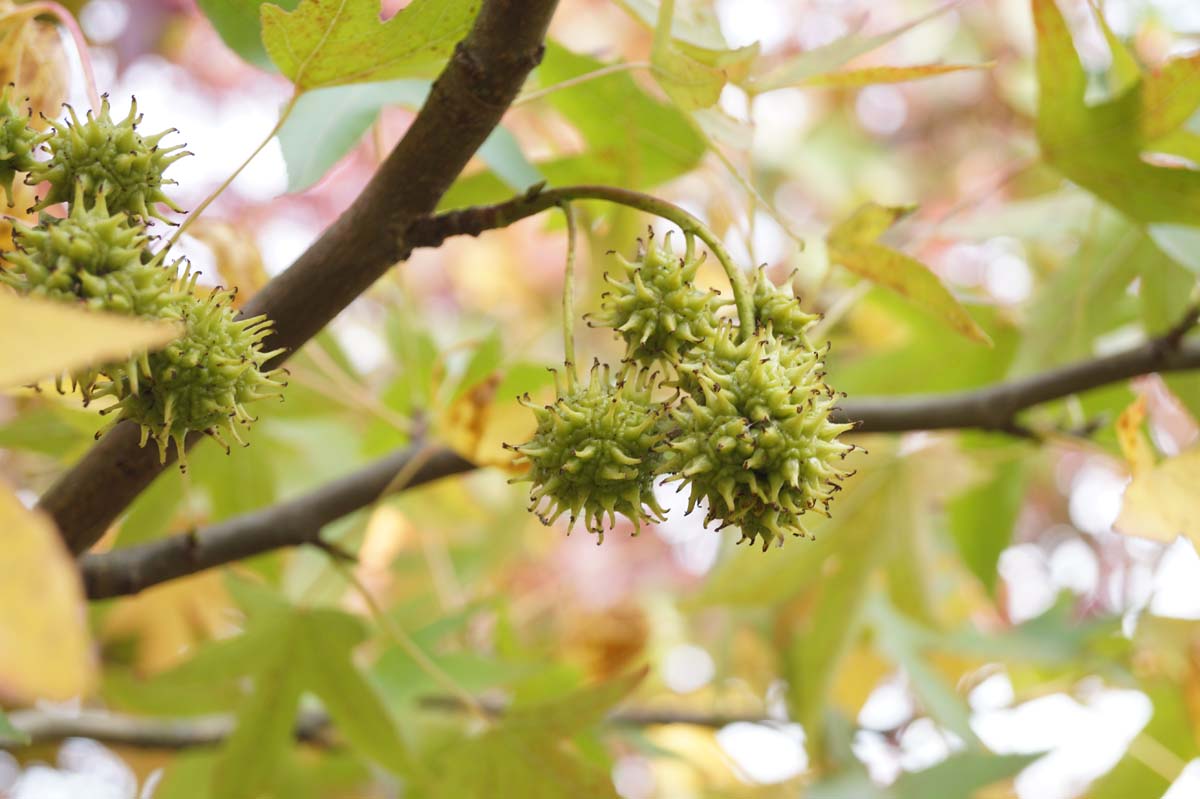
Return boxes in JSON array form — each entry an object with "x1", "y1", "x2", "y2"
[
  {"x1": 799, "y1": 63, "x2": 990, "y2": 89},
  {"x1": 647, "y1": 0, "x2": 731, "y2": 110},
  {"x1": 0, "y1": 292, "x2": 181, "y2": 389},
  {"x1": 749, "y1": 1, "x2": 964, "y2": 91},
  {"x1": 261, "y1": 0, "x2": 480, "y2": 91},
  {"x1": 1115, "y1": 397, "x2": 1155, "y2": 475},
  {"x1": 1114, "y1": 446, "x2": 1200, "y2": 548},
  {"x1": 0, "y1": 482, "x2": 97, "y2": 703},
  {"x1": 827, "y1": 203, "x2": 990, "y2": 344}
]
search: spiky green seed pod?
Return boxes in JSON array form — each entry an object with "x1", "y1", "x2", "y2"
[
  {"x1": 752, "y1": 267, "x2": 820, "y2": 343},
  {"x1": 0, "y1": 85, "x2": 39, "y2": 206},
  {"x1": 587, "y1": 232, "x2": 727, "y2": 367},
  {"x1": 507, "y1": 362, "x2": 668, "y2": 541},
  {"x1": 1, "y1": 184, "x2": 176, "y2": 316},
  {"x1": 27, "y1": 96, "x2": 187, "y2": 221},
  {"x1": 0, "y1": 185, "x2": 187, "y2": 398},
  {"x1": 661, "y1": 326, "x2": 854, "y2": 550},
  {"x1": 94, "y1": 286, "x2": 287, "y2": 469}
]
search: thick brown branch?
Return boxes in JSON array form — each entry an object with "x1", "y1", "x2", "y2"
[
  {"x1": 3, "y1": 703, "x2": 770, "y2": 750},
  {"x1": 38, "y1": 0, "x2": 561, "y2": 555},
  {"x1": 82, "y1": 446, "x2": 472, "y2": 599}
]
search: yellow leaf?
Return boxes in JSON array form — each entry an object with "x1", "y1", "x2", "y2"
[
  {"x1": 828, "y1": 203, "x2": 991, "y2": 344},
  {"x1": 435, "y1": 371, "x2": 502, "y2": 466},
  {"x1": 103, "y1": 571, "x2": 231, "y2": 675},
  {"x1": 0, "y1": 482, "x2": 96, "y2": 702},
  {"x1": 801, "y1": 63, "x2": 991, "y2": 89},
  {"x1": 1115, "y1": 446, "x2": 1200, "y2": 547},
  {"x1": 187, "y1": 220, "x2": 270, "y2": 305},
  {"x1": 0, "y1": 292, "x2": 181, "y2": 389},
  {"x1": 830, "y1": 645, "x2": 891, "y2": 716},
  {"x1": 1116, "y1": 397, "x2": 1155, "y2": 475},
  {"x1": 0, "y1": 14, "x2": 68, "y2": 123}
]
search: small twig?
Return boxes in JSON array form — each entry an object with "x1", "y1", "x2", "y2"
[
  {"x1": 1158, "y1": 303, "x2": 1200, "y2": 352},
  {"x1": 312, "y1": 538, "x2": 358, "y2": 564},
  {"x1": 403, "y1": 184, "x2": 758, "y2": 338}
]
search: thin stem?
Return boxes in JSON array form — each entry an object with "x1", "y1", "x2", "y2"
[
  {"x1": 426, "y1": 185, "x2": 756, "y2": 337},
  {"x1": 512, "y1": 62, "x2": 652, "y2": 107},
  {"x1": 19, "y1": 2, "x2": 101, "y2": 111},
  {"x1": 559, "y1": 201, "x2": 578, "y2": 387},
  {"x1": 709, "y1": 144, "x2": 806, "y2": 249},
  {"x1": 166, "y1": 93, "x2": 298, "y2": 248},
  {"x1": 1126, "y1": 733, "x2": 1187, "y2": 783}
]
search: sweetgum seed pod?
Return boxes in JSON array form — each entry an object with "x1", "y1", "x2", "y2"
[
  {"x1": 27, "y1": 95, "x2": 188, "y2": 221},
  {"x1": 1, "y1": 184, "x2": 176, "y2": 315},
  {"x1": 0, "y1": 184, "x2": 186, "y2": 398},
  {"x1": 661, "y1": 325, "x2": 854, "y2": 550},
  {"x1": 751, "y1": 267, "x2": 820, "y2": 344},
  {"x1": 587, "y1": 231, "x2": 728, "y2": 368},
  {"x1": 94, "y1": 285, "x2": 287, "y2": 469},
  {"x1": 507, "y1": 361, "x2": 668, "y2": 541},
  {"x1": 0, "y1": 85, "x2": 40, "y2": 206}
]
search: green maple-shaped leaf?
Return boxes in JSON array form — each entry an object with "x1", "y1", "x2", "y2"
[
  {"x1": 422, "y1": 668, "x2": 647, "y2": 799},
  {"x1": 1033, "y1": 0, "x2": 1200, "y2": 225},
  {"x1": 147, "y1": 591, "x2": 411, "y2": 799},
  {"x1": 261, "y1": 0, "x2": 480, "y2": 91}
]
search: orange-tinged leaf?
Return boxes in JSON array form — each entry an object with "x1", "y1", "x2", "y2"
[
  {"x1": 800, "y1": 63, "x2": 991, "y2": 89},
  {"x1": 1114, "y1": 446, "x2": 1200, "y2": 548},
  {"x1": 1140, "y1": 53, "x2": 1200, "y2": 142},
  {"x1": 0, "y1": 293, "x2": 182, "y2": 389},
  {"x1": 1116, "y1": 397, "x2": 1155, "y2": 475},
  {"x1": 0, "y1": 482, "x2": 96, "y2": 703},
  {"x1": 0, "y1": 15, "x2": 69, "y2": 123},
  {"x1": 828, "y1": 203, "x2": 990, "y2": 344},
  {"x1": 436, "y1": 371, "x2": 504, "y2": 466}
]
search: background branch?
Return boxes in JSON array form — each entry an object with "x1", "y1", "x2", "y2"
[
  {"x1": 3, "y1": 702, "x2": 771, "y2": 750},
  {"x1": 82, "y1": 446, "x2": 472, "y2": 599},
  {"x1": 37, "y1": 0, "x2": 562, "y2": 555}
]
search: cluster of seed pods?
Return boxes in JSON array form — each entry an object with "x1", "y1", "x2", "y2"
[
  {"x1": 510, "y1": 232, "x2": 856, "y2": 550},
  {"x1": 0, "y1": 89, "x2": 285, "y2": 468}
]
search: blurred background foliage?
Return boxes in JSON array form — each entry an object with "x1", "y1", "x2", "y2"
[{"x1": 3, "y1": 0, "x2": 1200, "y2": 797}]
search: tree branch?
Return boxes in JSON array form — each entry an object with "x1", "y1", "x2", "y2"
[
  {"x1": 3, "y1": 703, "x2": 772, "y2": 750},
  {"x1": 80, "y1": 306, "x2": 1200, "y2": 599},
  {"x1": 403, "y1": 187, "x2": 1200, "y2": 433},
  {"x1": 840, "y1": 334, "x2": 1200, "y2": 433},
  {"x1": 37, "y1": 0, "x2": 562, "y2": 555},
  {"x1": 81, "y1": 446, "x2": 473, "y2": 599},
  {"x1": 3, "y1": 708, "x2": 331, "y2": 750}
]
